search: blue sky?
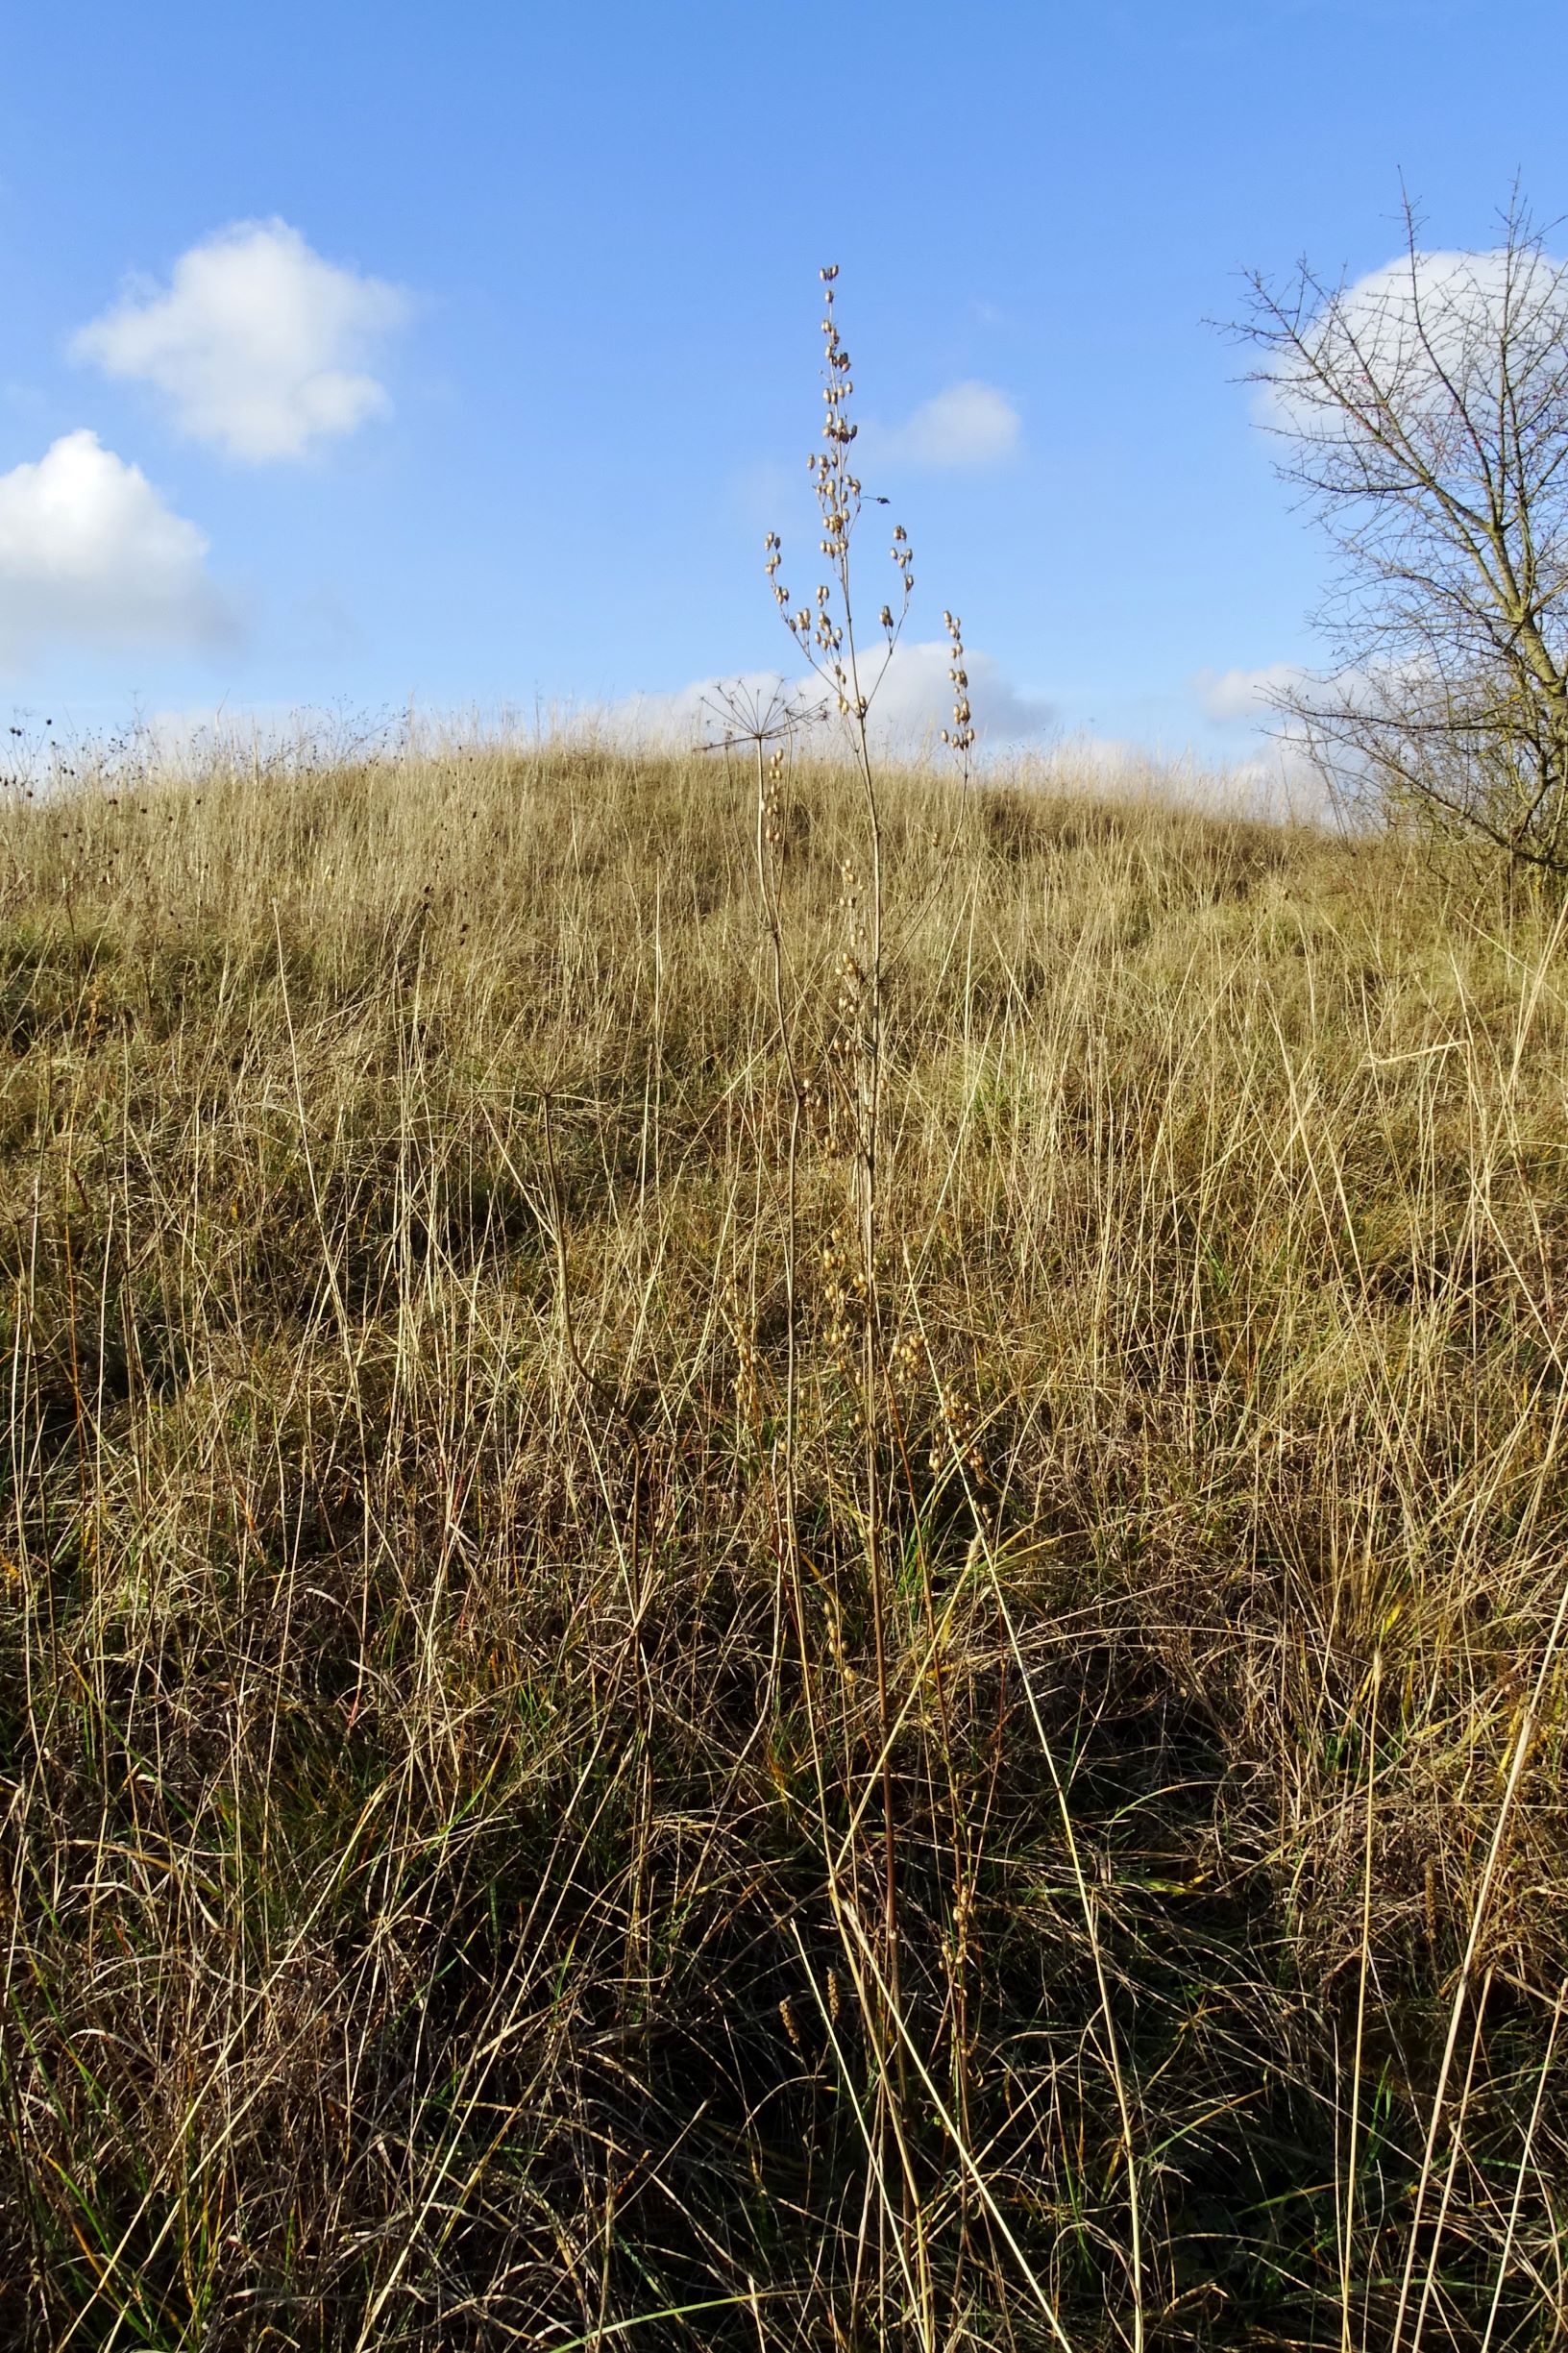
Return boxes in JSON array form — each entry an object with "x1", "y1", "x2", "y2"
[{"x1": 2, "y1": 0, "x2": 1562, "y2": 765}]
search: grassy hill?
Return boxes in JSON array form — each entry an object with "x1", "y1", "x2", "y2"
[{"x1": 2, "y1": 742, "x2": 1565, "y2": 2348}]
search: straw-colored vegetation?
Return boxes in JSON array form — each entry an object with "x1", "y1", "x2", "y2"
[{"x1": 2, "y1": 739, "x2": 1566, "y2": 2349}]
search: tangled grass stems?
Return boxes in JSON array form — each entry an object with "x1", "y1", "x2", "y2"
[{"x1": 0, "y1": 711, "x2": 1566, "y2": 2348}]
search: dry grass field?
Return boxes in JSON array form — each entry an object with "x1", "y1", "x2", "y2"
[{"x1": 2, "y1": 738, "x2": 1566, "y2": 2348}]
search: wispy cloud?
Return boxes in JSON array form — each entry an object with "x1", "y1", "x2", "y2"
[
  {"x1": 0, "y1": 430, "x2": 229, "y2": 664},
  {"x1": 1192, "y1": 662, "x2": 1306, "y2": 724},
  {"x1": 73, "y1": 219, "x2": 410, "y2": 462}
]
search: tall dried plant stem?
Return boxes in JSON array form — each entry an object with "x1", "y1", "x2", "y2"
[
  {"x1": 752, "y1": 729, "x2": 805, "y2": 1684},
  {"x1": 759, "y1": 262, "x2": 992, "y2": 2339},
  {"x1": 705, "y1": 695, "x2": 816, "y2": 1714},
  {"x1": 764, "y1": 265, "x2": 919, "y2": 2325}
]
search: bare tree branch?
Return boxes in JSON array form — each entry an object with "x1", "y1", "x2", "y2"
[{"x1": 1233, "y1": 193, "x2": 1568, "y2": 875}]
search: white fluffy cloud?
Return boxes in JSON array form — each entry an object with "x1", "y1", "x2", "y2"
[
  {"x1": 72, "y1": 220, "x2": 410, "y2": 462},
  {"x1": 600, "y1": 640, "x2": 1052, "y2": 755},
  {"x1": 871, "y1": 380, "x2": 1022, "y2": 470},
  {"x1": 860, "y1": 638, "x2": 1050, "y2": 744},
  {"x1": 1192, "y1": 662, "x2": 1307, "y2": 725},
  {"x1": 0, "y1": 430, "x2": 226, "y2": 661},
  {"x1": 1263, "y1": 244, "x2": 1568, "y2": 436}
]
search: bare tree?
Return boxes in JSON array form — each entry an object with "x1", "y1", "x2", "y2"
[{"x1": 1237, "y1": 192, "x2": 1568, "y2": 877}]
